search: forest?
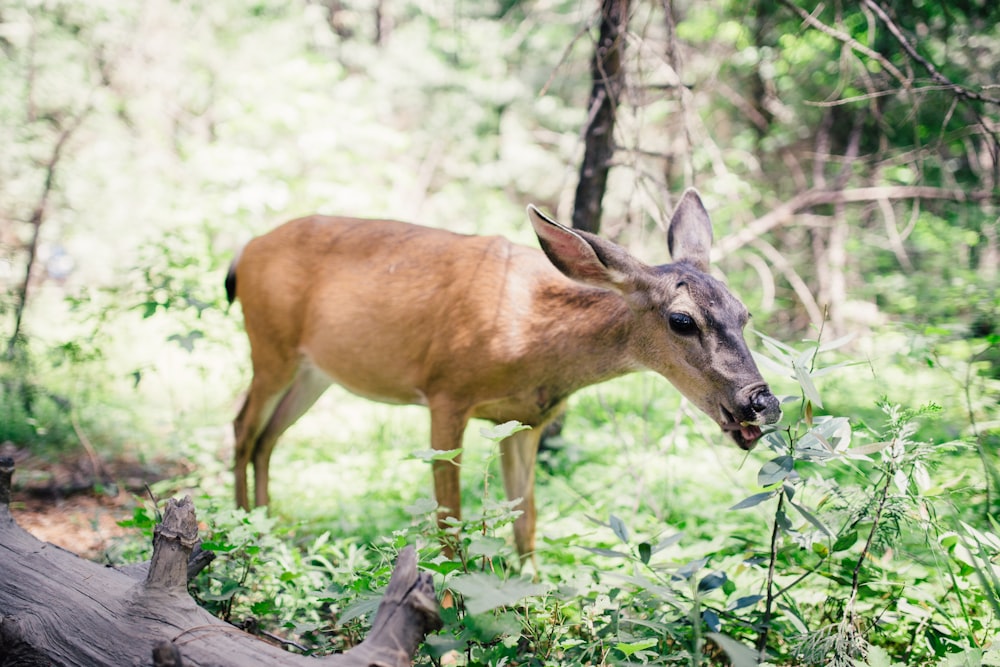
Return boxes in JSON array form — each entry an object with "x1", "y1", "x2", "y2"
[{"x1": 1, "y1": 0, "x2": 998, "y2": 665}]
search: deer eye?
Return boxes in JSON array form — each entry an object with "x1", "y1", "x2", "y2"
[{"x1": 668, "y1": 312, "x2": 698, "y2": 336}]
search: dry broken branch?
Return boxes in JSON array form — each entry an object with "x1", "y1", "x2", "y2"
[{"x1": 0, "y1": 458, "x2": 441, "y2": 666}]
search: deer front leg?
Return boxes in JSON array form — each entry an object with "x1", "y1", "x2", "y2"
[
  {"x1": 430, "y1": 405, "x2": 470, "y2": 557},
  {"x1": 499, "y1": 426, "x2": 544, "y2": 561}
]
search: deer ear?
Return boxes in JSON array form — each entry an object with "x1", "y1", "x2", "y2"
[
  {"x1": 667, "y1": 189, "x2": 714, "y2": 272},
  {"x1": 527, "y1": 205, "x2": 639, "y2": 291}
]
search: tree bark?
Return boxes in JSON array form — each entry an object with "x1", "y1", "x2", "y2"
[
  {"x1": 571, "y1": 0, "x2": 629, "y2": 234},
  {"x1": 0, "y1": 458, "x2": 441, "y2": 667}
]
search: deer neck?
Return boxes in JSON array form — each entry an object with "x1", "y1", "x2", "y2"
[{"x1": 534, "y1": 281, "x2": 640, "y2": 385}]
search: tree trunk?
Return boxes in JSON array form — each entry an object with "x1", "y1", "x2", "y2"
[
  {"x1": 0, "y1": 458, "x2": 441, "y2": 667},
  {"x1": 571, "y1": 0, "x2": 629, "y2": 234}
]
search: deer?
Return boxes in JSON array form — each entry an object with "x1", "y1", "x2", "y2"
[{"x1": 226, "y1": 189, "x2": 781, "y2": 560}]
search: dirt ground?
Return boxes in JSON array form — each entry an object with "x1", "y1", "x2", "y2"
[{"x1": 2, "y1": 441, "x2": 181, "y2": 560}]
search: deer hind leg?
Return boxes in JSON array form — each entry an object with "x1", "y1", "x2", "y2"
[
  {"x1": 250, "y1": 362, "x2": 331, "y2": 508},
  {"x1": 429, "y1": 402, "x2": 472, "y2": 557},
  {"x1": 234, "y1": 364, "x2": 296, "y2": 511},
  {"x1": 499, "y1": 426, "x2": 544, "y2": 562}
]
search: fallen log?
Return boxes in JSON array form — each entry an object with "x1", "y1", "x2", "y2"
[{"x1": 0, "y1": 457, "x2": 441, "y2": 666}]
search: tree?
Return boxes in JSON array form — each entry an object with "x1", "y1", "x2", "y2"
[{"x1": 572, "y1": 0, "x2": 630, "y2": 234}]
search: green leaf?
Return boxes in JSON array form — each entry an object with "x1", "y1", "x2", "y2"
[
  {"x1": 705, "y1": 632, "x2": 758, "y2": 667},
  {"x1": 448, "y1": 573, "x2": 547, "y2": 615},
  {"x1": 463, "y1": 609, "x2": 521, "y2": 642},
  {"x1": 796, "y1": 417, "x2": 851, "y2": 460},
  {"x1": 338, "y1": 593, "x2": 383, "y2": 625},
  {"x1": 730, "y1": 491, "x2": 777, "y2": 510},
  {"x1": 609, "y1": 514, "x2": 629, "y2": 543},
  {"x1": 467, "y1": 534, "x2": 506, "y2": 558},
  {"x1": 894, "y1": 469, "x2": 909, "y2": 494},
  {"x1": 794, "y1": 362, "x2": 824, "y2": 408},
  {"x1": 654, "y1": 532, "x2": 684, "y2": 553},
  {"x1": 417, "y1": 560, "x2": 465, "y2": 576},
  {"x1": 698, "y1": 571, "x2": 728, "y2": 593},
  {"x1": 614, "y1": 638, "x2": 657, "y2": 657},
  {"x1": 764, "y1": 430, "x2": 789, "y2": 452},
  {"x1": 818, "y1": 332, "x2": 856, "y2": 352},
  {"x1": 199, "y1": 579, "x2": 246, "y2": 602},
  {"x1": 638, "y1": 542, "x2": 652, "y2": 564},
  {"x1": 117, "y1": 506, "x2": 157, "y2": 530},
  {"x1": 758, "y1": 455, "x2": 794, "y2": 487},
  {"x1": 811, "y1": 359, "x2": 863, "y2": 378},
  {"x1": 862, "y1": 645, "x2": 894, "y2": 667},
  {"x1": 753, "y1": 330, "x2": 797, "y2": 366},
  {"x1": 752, "y1": 348, "x2": 792, "y2": 375},
  {"x1": 674, "y1": 557, "x2": 709, "y2": 581},
  {"x1": 480, "y1": 421, "x2": 530, "y2": 441},
  {"x1": 408, "y1": 448, "x2": 463, "y2": 462},
  {"x1": 789, "y1": 499, "x2": 832, "y2": 537},
  {"x1": 727, "y1": 594, "x2": 764, "y2": 611},
  {"x1": 250, "y1": 598, "x2": 277, "y2": 616},
  {"x1": 832, "y1": 530, "x2": 859, "y2": 552},
  {"x1": 846, "y1": 440, "x2": 891, "y2": 456},
  {"x1": 775, "y1": 505, "x2": 792, "y2": 532},
  {"x1": 581, "y1": 546, "x2": 630, "y2": 558},
  {"x1": 780, "y1": 604, "x2": 809, "y2": 635},
  {"x1": 403, "y1": 497, "x2": 438, "y2": 515}
]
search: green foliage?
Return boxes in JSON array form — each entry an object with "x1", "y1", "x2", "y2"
[
  {"x1": 110, "y1": 330, "x2": 991, "y2": 666},
  {"x1": 95, "y1": 339, "x2": 975, "y2": 667}
]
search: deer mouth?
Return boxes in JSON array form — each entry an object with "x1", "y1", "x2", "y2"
[{"x1": 720, "y1": 405, "x2": 763, "y2": 450}]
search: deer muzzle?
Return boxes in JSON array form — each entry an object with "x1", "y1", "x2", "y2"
[{"x1": 719, "y1": 385, "x2": 782, "y2": 450}]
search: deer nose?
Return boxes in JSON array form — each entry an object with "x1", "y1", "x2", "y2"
[{"x1": 751, "y1": 389, "x2": 781, "y2": 422}]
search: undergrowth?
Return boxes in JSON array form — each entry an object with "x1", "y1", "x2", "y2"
[{"x1": 112, "y1": 332, "x2": 1000, "y2": 666}]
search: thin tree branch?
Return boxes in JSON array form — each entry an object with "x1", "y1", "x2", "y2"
[
  {"x1": 751, "y1": 237, "x2": 825, "y2": 329},
  {"x1": 6, "y1": 105, "x2": 92, "y2": 359},
  {"x1": 860, "y1": 0, "x2": 1000, "y2": 169},
  {"x1": 713, "y1": 186, "x2": 999, "y2": 259},
  {"x1": 861, "y1": 0, "x2": 1000, "y2": 107},
  {"x1": 801, "y1": 84, "x2": 954, "y2": 108},
  {"x1": 776, "y1": 0, "x2": 909, "y2": 89},
  {"x1": 876, "y1": 196, "x2": 913, "y2": 271},
  {"x1": 756, "y1": 491, "x2": 786, "y2": 658},
  {"x1": 847, "y1": 467, "x2": 893, "y2": 625}
]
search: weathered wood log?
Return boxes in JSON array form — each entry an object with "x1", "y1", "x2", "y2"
[{"x1": 0, "y1": 457, "x2": 441, "y2": 666}]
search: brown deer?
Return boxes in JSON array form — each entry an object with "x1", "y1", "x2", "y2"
[{"x1": 226, "y1": 189, "x2": 781, "y2": 558}]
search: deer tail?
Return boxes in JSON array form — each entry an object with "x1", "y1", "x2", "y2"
[{"x1": 225, "y1": 247, "x2": 243, "y2": 305}]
